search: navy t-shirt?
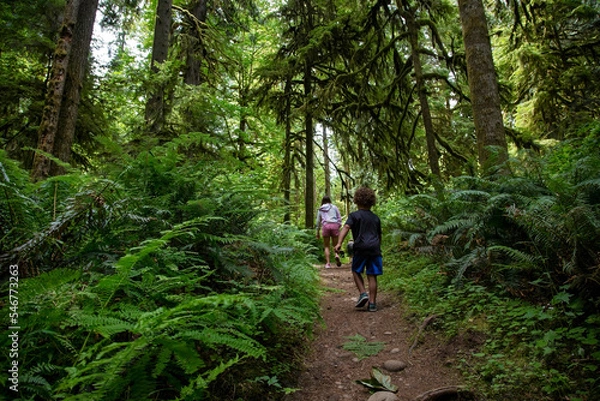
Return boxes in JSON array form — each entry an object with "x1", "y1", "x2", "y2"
[{"x1": 345, "y1": 209, "x2": 381, "y2": 256}]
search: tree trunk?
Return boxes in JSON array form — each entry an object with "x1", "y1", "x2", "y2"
[
  {"x1": 31, "y1": 0, "x2": 81, "y2": 181},
  {"x1": 51, "y1": 0, "x2": 99, "y2": 176},
  {"x1": 237, "y1": 87, "x2": 248, "y2": 162},
  {"x1": 401, "y1": 2, "x2": 440, "y2": 178},
  {"x1": 145, "y1": 0, "x2": 173, "y2": 134},
  {"x1": 282, "y1": 78, "x2": 293, "y2": 224},
  {"x1": 183, "y1": 0, "x2": 208, "y2": 86},
  {"x1": 323, "y1": 124, "x2": 331, "y2": 197},
  {"x1": 303, "y1": 0, "x2": 316, "y2": 229},
  {"x1": 342, "y1": 154, "x2": 351, "y2": 217},
  {"x1": 304, "y1": 56, "x2": 315, "y2": 229},
  {"x1": 457, "y1": 0, "x2": 508, "y2": 171}
]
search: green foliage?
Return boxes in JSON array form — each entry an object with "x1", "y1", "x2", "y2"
[
  {"x1": 0, "y1": 141, "x2": 321, "y2": 401},
  {"x1": 355, "y1": 367, "x2": 398, "y2": 393},
  {"x1": 0, "y1": 150, "x2": 41, "y2": 251},
  {"x1": 342, "y1": 334, "x2": 385, "y2": 361},
  {"x1": 495, "y1": 0, "x2": 600, "y2": 139},
  {"x1": 380, "y1": 129, "x2": 600, "y2": 399}
]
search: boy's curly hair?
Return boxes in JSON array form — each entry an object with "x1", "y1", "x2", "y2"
[{"x1": 353, "y1": 187, "x2": 376, "y2": 208}]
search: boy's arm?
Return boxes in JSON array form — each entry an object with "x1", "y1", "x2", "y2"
[{"x1": 335, "y1": 224, "x2": 350, "y2": 252}]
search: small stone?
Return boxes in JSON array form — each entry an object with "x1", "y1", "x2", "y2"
[
  {"x1": 390, "y1": 348, "x2": 401, "y2": 354},
  {"x1": 367, "y1": 391, "x2": 400, "y2": 401},
  {"x1": 384, "y1": 331, "x2": 393, "y2": 335},
  {"x1": 383, "y1": 359, "x2": 407, "y2": 372},
  {"x1": 338, "y1": 351, "x2": 354, "y2": 359},
  {"x1": 352, "y1": 357, "x2": 360, "y2": 363}
]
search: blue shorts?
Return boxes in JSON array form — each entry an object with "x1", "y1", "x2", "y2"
[{"x1": 352, "y1": 254, "x2": 383, "y2": 276}]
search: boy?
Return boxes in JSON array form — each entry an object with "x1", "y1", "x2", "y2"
[{"x1": 335, "y1": 187, "x2": 382, "y2": 312}]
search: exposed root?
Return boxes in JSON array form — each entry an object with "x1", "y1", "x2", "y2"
[
  {"x1": 412, "y1": 385, "x2": 470, "y2": 401},
  {"x1": 408, "y1": 314, "x2": 439, "y2": 355}
]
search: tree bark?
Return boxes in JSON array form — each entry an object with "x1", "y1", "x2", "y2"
[
  {"x1": 457, "y1": 0, "x2": 508, "y2": 171},
  {"x1": 31, "y1": 0, "x2": 81, "y2": 181},
  {"x1": 282, "y1": 77, "x2": 293, "y2": 224},
  {"x1": 402, "y1": 2, "x2": 441, "y2": 178},
  {"x1": 323, "y1": 124, "x2": 331, "y2": 197},
  {"x1": 303, "y1": 0, "x2": 316, "y2": 229},
  {"x1": 304, "y1": 56, "x2": 315, "y2": 229},
  {"x1": 51, "y1": 0, "x2": 99, "y2": 176},
  {"x1": 183, "y1": 0, "x2": 208, "y2": 86},
  {"x1": 145, "y1": 0, "x2": 173, "y2": 134}
]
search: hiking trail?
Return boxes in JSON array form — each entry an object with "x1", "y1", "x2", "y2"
[{"x1": 285, "y1": 262, "x2": 476, "y2": 401}]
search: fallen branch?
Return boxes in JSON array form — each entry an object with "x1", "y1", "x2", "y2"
[{"x1": 408, "y1": 314, "x2": 439, "y2": 355}]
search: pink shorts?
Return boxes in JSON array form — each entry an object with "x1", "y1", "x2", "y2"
[{"x1": 321, "y1": 222, "x2": 341, "y2": 237}]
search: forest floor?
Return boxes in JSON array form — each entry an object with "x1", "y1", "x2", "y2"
[{"x1": 284, "y1": 261, "x2": 480, "y2": 401}]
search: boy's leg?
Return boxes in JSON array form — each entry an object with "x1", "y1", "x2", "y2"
[
  {"x1": 367, "y1": 274, "x2": 378, "y2": 304},
  {"x1": 353, "y1": 271, "x2": 369, "y2": 307},
  {"x1": 352, "y1": 254, "x2": 369, "y2": 307},
  {"x1": 352, "y1": 270, "x2": 366, "y2": 294}
]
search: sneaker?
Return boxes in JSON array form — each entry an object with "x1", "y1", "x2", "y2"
[
  {"x1": 325, "y1": 263, "x2": 331, "y2": 269},
  {"x1": 368, "y1": 303, "x2": 377, "y2": 312},
  {"x1": 334, "y1": 253, "x2": 342, "y2": 267},
  {"x1": 355, "y1": 292, "x2": 369, "y2": 308}
]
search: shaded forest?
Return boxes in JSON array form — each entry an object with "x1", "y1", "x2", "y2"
[{"x1": 1, "y1": 0, "x2": 599, "y2": 400}]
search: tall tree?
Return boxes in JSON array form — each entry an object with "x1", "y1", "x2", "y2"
[
  {"x1": 322, "y1": 123, "x2": 331, "y2": 197},
  {"x1": 458, "y1": 0, "x2": 507, "y2": 170},
  {"x1": 144, "y1": 0, "x2": 173, "y2": 135},
  {"x1": 304, "y1": 44, "x2": 316, "y2": 229},
  {"x1": 302, "y1": 0, "x2": 319, "y2": 229},
  {"x1": 182, "y1": 0, "x2": 208, "y2": 86},
  {"x1": 31, "y1": 0, "x2": 82, "y2": 181},
  {"x1": 276, "y1": 0, "x2": 319, "y2": 228},
  {"x1": 399, "y1": 0, "x2": 441, "y2": 178},
  {"x1": 51, "y1": 0, "x2": 99, "y2": 176},
  {"x1": 282, "y1": 76, "x2": 294, "y2": 223}
]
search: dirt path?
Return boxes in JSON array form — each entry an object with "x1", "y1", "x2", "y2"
[{"x1": 285, "y1": 263, "x2": 467, "y2": 401}]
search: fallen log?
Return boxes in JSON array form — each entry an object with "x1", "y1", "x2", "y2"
[{"x1": 412, "y1": 385, "x2": 472, "y2": 401}]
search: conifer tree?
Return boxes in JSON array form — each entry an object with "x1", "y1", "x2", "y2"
[{"x1": 458, "y1": 0, "x2": 508, "y2": 171}]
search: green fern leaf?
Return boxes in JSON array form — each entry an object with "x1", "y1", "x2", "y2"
[
  {"x1": 19, "y1": 268, "x2": 80, "y2": 301},
  {"x1": 180, "y1": 356, "x2": 241, "y2": 397},
  {"x1": 188, "y1": 328, "x2": 266, "y2": 360},
  {"x1": 168, "y1": 339, "x2": 205, "y2": 374}
]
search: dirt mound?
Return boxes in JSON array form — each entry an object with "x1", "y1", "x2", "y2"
[{"x1": 285, "y1": 264, "x2": 469, "y2": 401}]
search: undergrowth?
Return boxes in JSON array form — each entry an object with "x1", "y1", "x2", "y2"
[
  {"x1": 0, "y1": 140, "x2": 321, "y2": 401},
  {"x1": 379, "y1": 128, "x2": 600, "y2": 401}
]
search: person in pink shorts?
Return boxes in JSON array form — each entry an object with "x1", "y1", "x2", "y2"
[{"x1": 316, "y1": 195, "x2": 342, "y2": 268}]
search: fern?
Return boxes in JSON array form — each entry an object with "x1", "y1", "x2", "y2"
[
  {"x1": 1, "y1": 149, "x2": 322, "y2": 401},
  {"x1": 342, "y1": 334, "x2": 385, "y2": 360},
  {"x1": 184, "y1": 328, "x2": 266, "y2": 360},
  {"x1": 487, "y1": 245, "x2": 543, "y2": 268},
  {"x1": 18, "y1": 268, "x2": 81, "y2": 300},
  {"x1": 70, "y1": 313, "x2": 135, "y2": 338},
  {"x1": 167, "y1": 339, "x2": 206, "y2": 374},
  {"x1": 180, "y1": 357, "x2": 241, "y2": 398},
  {"x1": 152, "y1": 346, "x2": 173, "y2": 378}
]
